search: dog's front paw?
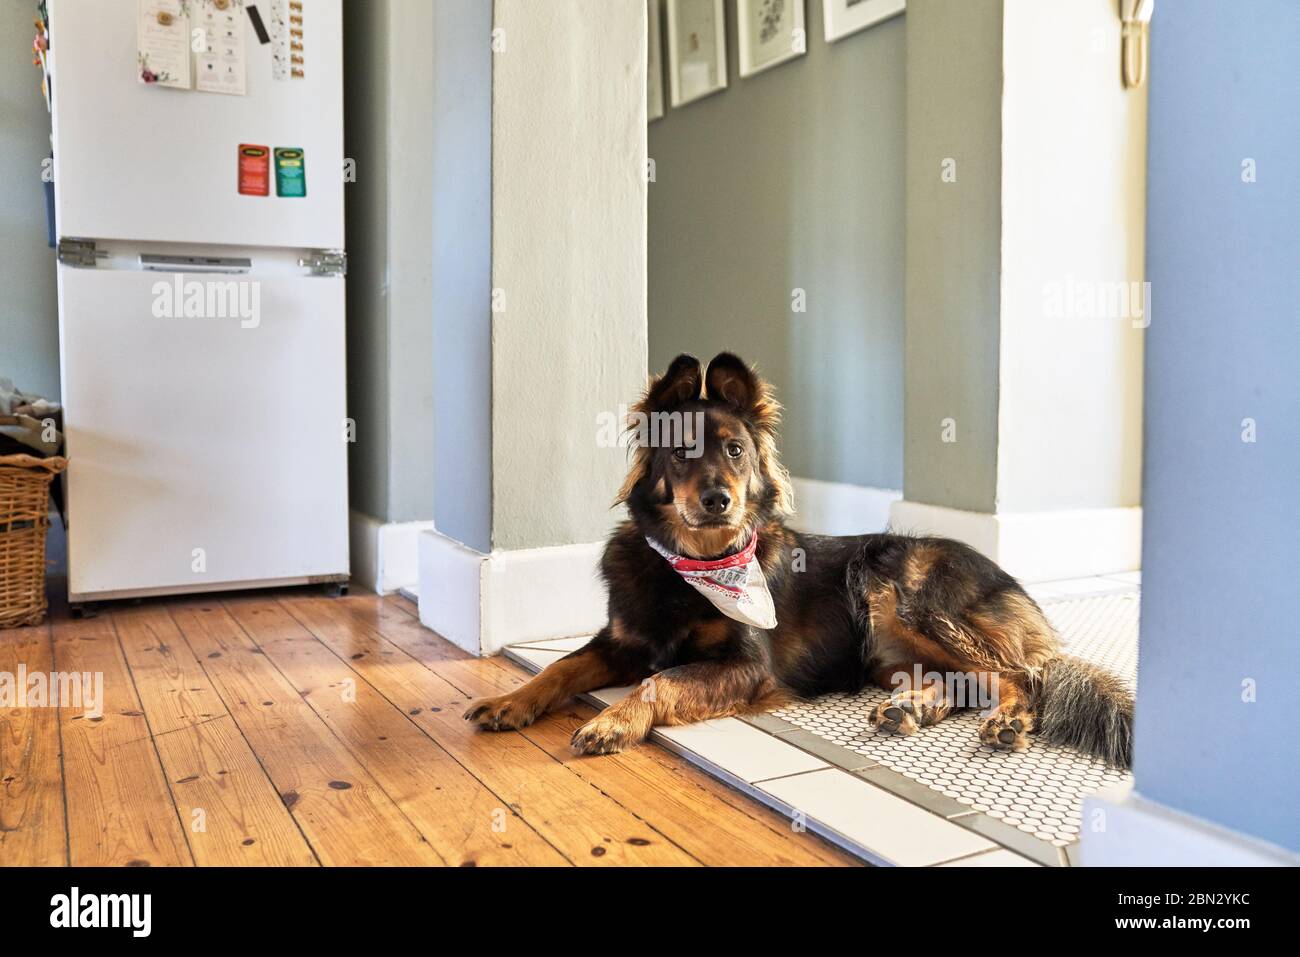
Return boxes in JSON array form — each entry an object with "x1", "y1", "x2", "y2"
[
  {"x1": 463, "y1": 693, "x2": 539, "y2": 731},
  {"x1": 869, "y1": 688, "x2": 949, "y2": 736},
  {"x1": 570, "y1": 711, "x2": 643, "y2": 756},
  {"x1": 869, "y1": 695, "x2": 920, "y2": 736},
  {"x1": 978, "y1": 711, "x2": 1034, "y2": 752}
]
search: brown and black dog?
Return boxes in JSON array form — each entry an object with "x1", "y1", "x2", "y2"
[{"x1": 465, "y1": 353, "x2": 1134, "y2": 767}]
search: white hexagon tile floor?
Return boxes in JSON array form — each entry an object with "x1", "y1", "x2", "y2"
[
  {"x1": 504, "y1": 573, "x2": 1140, "y2": 866},
  {"x1": 769, "y1": 588, "x2": 1138, "y2": 849}
]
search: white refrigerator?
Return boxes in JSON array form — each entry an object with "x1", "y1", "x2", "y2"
[{"x1": 48, "y1": 0, "x2": 349, "y2": 605}]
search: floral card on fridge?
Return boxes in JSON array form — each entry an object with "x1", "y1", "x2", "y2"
[{"x1": 137, "y1": 0, "x2": 193, "y2": 89}]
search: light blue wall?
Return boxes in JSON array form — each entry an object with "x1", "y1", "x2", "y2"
[{"x1": 1135, "y1": 0, "x2": 1300, "y2": 853}]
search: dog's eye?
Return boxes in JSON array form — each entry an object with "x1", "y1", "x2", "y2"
[
  {"x1": 673, "y1": 448, "x2": 688, "y2": 460},
  {"x1": 726, "y1": 443, "x2": 743, "y2": 458}
]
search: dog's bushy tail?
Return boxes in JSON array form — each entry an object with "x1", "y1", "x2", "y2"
[{"x1": 1033, "y1": 655, "x2": 1134, "y2": 768}]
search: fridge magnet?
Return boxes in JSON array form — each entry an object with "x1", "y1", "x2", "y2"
[
  {"x1": 245, "y1": 3, "x2": 271, "y2": 44},
  {"x1": 822, "y1": 0, "x2": 904, "y2": 44},
  {"x1": 238, "y1": 144, "x2": 271, "y2": 196},
  {"x1": 274, "y1": 147, "x2": 306, "y2": 197},
  {"x1": 196, "y1": 0, "x2": 248, "y2": 96},
  {"x1": 738, "y1": 0, "x2": 806, "y2": 78},
  {"x1": 665, "y1": 0, "x2": 727, "y2": 108},
  {"x1": 647, "y1": 0, "x2": 664, "y2": 122},
  {"x1": 136, "y1": 0, "x2": 193, "y2": 89}
]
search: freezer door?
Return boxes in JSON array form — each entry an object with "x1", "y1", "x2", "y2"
[
  {"x1": 48, "y1": 0, "x2": 343, "y2": 249},
  {"x1": 58, "y1": 266, "x2": 349, "y2": 597}
]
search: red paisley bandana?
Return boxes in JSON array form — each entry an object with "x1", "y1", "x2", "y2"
[{"x1": 645, "y1": 533, "x2": 778, "y2": 629}]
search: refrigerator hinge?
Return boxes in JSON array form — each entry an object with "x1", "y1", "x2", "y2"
[
  {"x1": 57, "y1": 238, "x2": 102, "y2": 268},
  {"x1": 300, "y1": 249, "x2": 347, "y2": 277}
]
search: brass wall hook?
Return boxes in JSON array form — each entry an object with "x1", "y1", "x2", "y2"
[{"x1": 1120, "y1": 0, "x2": 1155, "y2": 89}]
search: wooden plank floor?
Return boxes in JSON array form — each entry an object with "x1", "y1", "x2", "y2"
[{"x1": 0, "y1": 587, "x2": 858, "y2": 867}]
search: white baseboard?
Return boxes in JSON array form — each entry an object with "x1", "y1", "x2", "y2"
[
  {"x1": 887, "y1": 500, "x2": 1142, "y2": 583},
  {"x1": 1082, "y1": 784, "x2": 1300, "y2": 866},
  {"x1": 417, "y1": 531, "x2": 486, "y2": 654},
  {"x1": 789, "y1": 477, "x2": 901, "y2": 535},
  {"x1": 349, "y1": 511, "x2": 436, "y2": 595},
  {"x1": 417, "y1": 529, "x2": 607, "y2": 656}
]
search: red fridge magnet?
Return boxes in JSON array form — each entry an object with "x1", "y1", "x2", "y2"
[{"x1": 238, "y1": 144, "x2": 271, "y2": 196}]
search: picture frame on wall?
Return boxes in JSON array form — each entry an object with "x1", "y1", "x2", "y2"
[
  {"x1": 666, "y1": 0, "x2": 728, "y2": 108},
  {"x1": 648, "y1": 0, "x2": 665, "y2": 121},
  {"x1": 738, "y1": 0, "x2": 806, "y2": 78},
  {"x1": 823, "y1": 0, "x2": 904, "y2": 43}
]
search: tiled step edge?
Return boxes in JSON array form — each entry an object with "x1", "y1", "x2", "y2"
[
  {"x1": 504, "y1": 644, "x2": 1038, "y2": 868},
  {"x1": 738, "y1": 711, "x2": 1064, "y2": 867}
]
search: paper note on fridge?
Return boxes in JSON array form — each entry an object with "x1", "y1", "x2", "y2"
[
  {"x1": 196, "y1": 0, "x2": 248, "y2": 96},
  {"x1": 137, "y1": 0, "x2": 192, "y2": 90}
]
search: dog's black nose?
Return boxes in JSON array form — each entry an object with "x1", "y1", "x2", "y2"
[{"x1": 700, "y1": 488, "x2": 731, "y2": 515}]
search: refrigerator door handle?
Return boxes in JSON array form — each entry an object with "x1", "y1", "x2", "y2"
[{"x1": 140, "y1": 254, "x2": 253, "y2": 274}]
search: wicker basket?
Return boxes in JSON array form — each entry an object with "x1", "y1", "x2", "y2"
[{"x1": 0, "y1": 454, "x2": 67, "y2": 628}]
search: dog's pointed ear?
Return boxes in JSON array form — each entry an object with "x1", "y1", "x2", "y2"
[
  {"x1": 703, "y1": 351, "x2": 782, "y2": 438},
  {"x1": 704, "y1": 353, "x2": 758, "y2": 411},
  {"x1": 646, "y1": 353, "x2": 704, "y2": 411}
]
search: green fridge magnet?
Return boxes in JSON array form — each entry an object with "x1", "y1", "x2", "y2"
[{"x1": 274, "y1": 147, "x2": 307, "y2": 197}]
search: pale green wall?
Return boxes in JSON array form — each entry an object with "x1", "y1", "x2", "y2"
[
  {"x1": 342, "y1": 0, "x2": 391, "y2": 522},
  {"x1": 490, "y1": 0, "x2": 648, "y2": 551},
  {"x1": 1, "y1": 3, "x2": 59, "y2": 400},
  {"x1": 902, "y1": 0, "x2": 1003, "y2": 512},
  {"x1": 648, "y1": 2, "x2": 905, "y2": 490},
  {"x1": 343, "y1": 0, "x2": 436, "y2": 525}
]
